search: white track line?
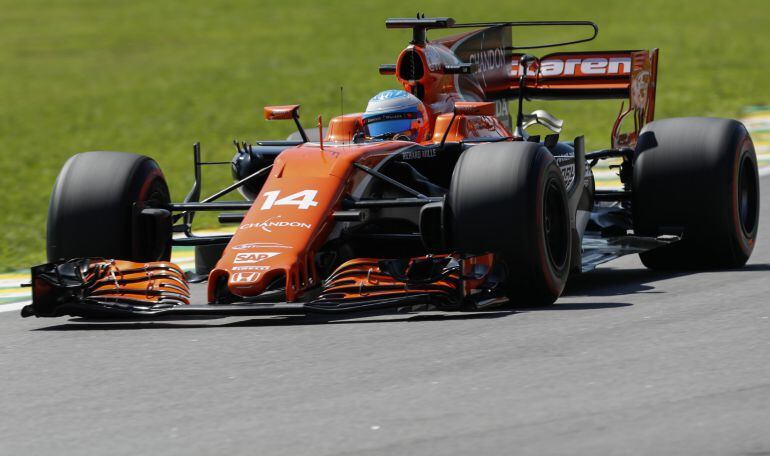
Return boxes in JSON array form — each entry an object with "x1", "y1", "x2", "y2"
[{"x1": 0, "y1": 301, "x2": 30, "y2": 313}]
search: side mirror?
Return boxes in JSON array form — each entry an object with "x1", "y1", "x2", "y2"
[
  {"x1": 263, "y1": 104, "x2": 308, "y2": 142},
  {"x1": 264, "y1": 104, "x2": 301, "y2": 121},
  {"x1": 454, "y1": 101, "x2": 496, "y2": 117}
]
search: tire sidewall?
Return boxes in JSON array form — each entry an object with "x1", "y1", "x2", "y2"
[
  {"x1": 529, "y1": 157, "x2": 571, "y2": 299},
  {"x1": 129, "y1": 159, "x2": 172, "y2": 261},
  {"x1": 730, "y1": 137, "x2": 759, "y2": 258}
]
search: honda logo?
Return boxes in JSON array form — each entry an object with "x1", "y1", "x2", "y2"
[{"x1": 230, "y1": 272, "x2": 261, "y2": 283}]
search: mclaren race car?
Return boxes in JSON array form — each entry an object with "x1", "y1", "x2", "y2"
[{"x1": 23, "y1": 16, "x2": 760, "y2": 319}]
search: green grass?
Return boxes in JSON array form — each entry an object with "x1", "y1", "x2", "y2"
[{"x1": 1, "y1": 0, "x2": 768, "y2": 271}]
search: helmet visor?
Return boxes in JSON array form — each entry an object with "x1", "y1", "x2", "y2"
[{"x1": 365, "y1": 119, "x2": 417, "y2": 140}]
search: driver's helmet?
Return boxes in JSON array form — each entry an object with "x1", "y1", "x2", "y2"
[{"x1": 362, "y1": 90, "x2": 429, "y2": 141}]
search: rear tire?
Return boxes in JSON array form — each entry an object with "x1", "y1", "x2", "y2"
[
  {"x1": 633, "y1": 117, "x2": 759, "y2": 269},
  {"x1": 446, "y1": 142, "x2": 571, "y2": 305},
  {"x1": 47, "y1": 151, "x2": 172, "y2": 263}
]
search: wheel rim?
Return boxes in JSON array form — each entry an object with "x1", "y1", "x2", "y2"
[
  {"x1": 135, "y1": 180, "x2": 171, "y2": 261},
  {"x1": 543, "y1": 179, "x2": 569, "y2": 269},
  {"x1": 737, "y1": 154, "x2": 759, "y2": 236}
]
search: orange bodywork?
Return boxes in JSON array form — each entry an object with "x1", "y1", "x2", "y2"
[
  {"x1": 326, "y1": 113, "x2": 364, "y2": 142},
  {"x1": 263, "y1": 105, "x2": 301, "y2": 121},
  {"x1": 208, "y1": 140, "x2": 412, "y2": 302},
  {"x1": 432, "y1": 113, "x2": 509, "y2": 142}
]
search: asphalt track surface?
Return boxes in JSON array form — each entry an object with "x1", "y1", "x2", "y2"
[{"x1": 1, "y1": 177, "x2": 769, "y2": 456}]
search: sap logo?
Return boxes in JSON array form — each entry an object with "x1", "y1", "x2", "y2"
[
  {"x1": 511, "y1": 57, "x2": 632, "y2": 77},
  {"x1": 233, "y1": 252, "x2": 280, "y2": 264},
  {"x1": 230, "y1": 272, "x2": 260, "y2": 283},
  {"x1": 240, "y1": 216, "x2": 312, "y2": 233}
]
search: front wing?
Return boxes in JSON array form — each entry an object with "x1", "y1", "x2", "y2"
[{"x1": 20, "y1": 257, "x2": 484, "y2": 319}]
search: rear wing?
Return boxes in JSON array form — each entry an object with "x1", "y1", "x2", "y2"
[
  {"x1": 508, "y1": 51, "x2": 655, "y2": 101},
  {"x1": 432, "y1": 22, "x2": 658, "y2": 117},
  {"x1": 385, "y1": 17, "x2": 659, "y2": 141},
  {"x1": 507, "y1": 49, "x2": 660, "y2": 127}
]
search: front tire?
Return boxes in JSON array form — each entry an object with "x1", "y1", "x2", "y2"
[
  {"x1": 633, "y1": 117, "x2": 759, "y2": 269},
  {"x1": 446, "y1": 142, "x2": 571, "y2": 305},
  {"x1": 47, "y1": 151, "x2": 172, "y2": 263}
]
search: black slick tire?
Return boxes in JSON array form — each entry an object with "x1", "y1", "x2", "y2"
[
  {"x1": 633, "y1": 117, "x2": 759, "y2": 269},
  {"x1": 47, "y1": 151, "x2": 172, "y2": 263},
  {"x1": 446, "y1": 141, "x2": 571, "y2": 305}
]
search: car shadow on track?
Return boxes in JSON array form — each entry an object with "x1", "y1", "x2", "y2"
[
  {"x1": 32, "y1": 301, "x2": 633, "y2": 331},
  {"x1": 32, "y1": 310, "x2": 518, "y2": 331},
  {"x1": 564, "y1": 267, "x2": 685, "y2": 297},
  {"x1": 517, "y1": 302, "x2": 633, "y2": 311},
  {"x1": 564, "y1": 263, "x2": 770, "y2": 298}
]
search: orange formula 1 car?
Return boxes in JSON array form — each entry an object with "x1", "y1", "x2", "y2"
[{"x1": 23, "y1": 16, "x2": 760, "y2": 319}]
